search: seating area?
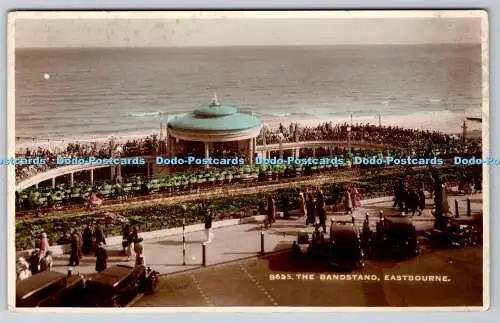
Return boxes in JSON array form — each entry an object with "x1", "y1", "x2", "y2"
[{"x1": 16, "y1": 162, "x2": 350, "y2": 213}]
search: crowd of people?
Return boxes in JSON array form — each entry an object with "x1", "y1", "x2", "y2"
[
  {"x1": 121, "y1": 224, "x2": 145, "y2": 265},
  {"x1": 16, "y1": 221, "x2": 146, "y2": 281},
  {"x1": 15, "y1": 122, "x2": 481, "y2": 183},
  {"x1": 392, "y1": 181, "x2": 428, "y2": 217},
  {"x1": 264, "y1": 185, "x2": 360, "y2": 234},
  {"x1": 256, "y1": 121, "x2": 477, "y2": 152},
  {"x1": 15, "y1": 135, "x2": 168, "y2": 182},
  {"x1": 342, "y1": 185, "x2": 362, "y2": 215}
]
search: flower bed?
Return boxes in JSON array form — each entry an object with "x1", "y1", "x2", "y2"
[{"x1": 15, "y1": 165, "x2": 480, "y2": 251}]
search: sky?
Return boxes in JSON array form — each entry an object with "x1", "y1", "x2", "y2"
[{"x1": 11, "y1": 11, "x2": 485, "y2": 48}]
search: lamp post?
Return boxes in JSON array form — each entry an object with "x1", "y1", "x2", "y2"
[
  {"x1": 114, "y1": 145, "x2": 123, "y2": 184},
  {"x1": 181, "y1": 204, "x2": 187, "y2": 265},
  {"x1": 278, "y1": 132, "x2": 284, "y2": 159},
  {"x1": 462, "y1": 120, "x2": 468, "y2": 145},
  {"x1": 347, "y1": 126, "x2": 351, "y2": 155}
]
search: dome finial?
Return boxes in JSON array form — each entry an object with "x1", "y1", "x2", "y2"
[{"x1": 210, "y1": 92, "x2": 220, "y2": 107}]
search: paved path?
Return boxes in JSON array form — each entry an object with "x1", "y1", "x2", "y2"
[{"x1": 51, "y1": 193, "x2": 482, "y2": 276}]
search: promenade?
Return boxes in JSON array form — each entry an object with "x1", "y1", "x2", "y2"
[{"x1": 50, "y1": 192, "x2": 483, "y2": 276}]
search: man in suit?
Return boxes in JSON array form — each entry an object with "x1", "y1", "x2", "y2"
[
  {"x1": 69, "y1": 230, "x2": 82, "y2": 266},
  {"x1": 204, "y1": 210, "x2": 213, "y2": 243},
  {"x1": 94, "y1": 221, "x2": 106, "y2": 252}
]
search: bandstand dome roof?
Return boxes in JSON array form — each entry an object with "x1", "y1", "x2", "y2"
[{"x1": 168, "y1": 94, "x2": 262, "y2": 132}]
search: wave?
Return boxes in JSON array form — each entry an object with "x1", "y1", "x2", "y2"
[
  {"x1": 267, "y1": 112, "x2": 292, "y2": 117},
  {"x1": 123, "y1": 111, "x2": 162, "y2": 118},
  {"x1": 429, "y1": 98, "x2": 442, "y2": 103}
]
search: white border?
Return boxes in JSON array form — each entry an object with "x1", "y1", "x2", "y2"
[
  {"x1": 9, "y1": 10, "x2": 487, "y2": 20},
  {"x1": 480, "y1": 10, "x2": 490, "y2": 311},
  {"x1": 6, "y1": 10, "x2": 490, "y2": 312}
]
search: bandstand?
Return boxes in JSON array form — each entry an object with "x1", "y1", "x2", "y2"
[{"x1": 166, "y1": 94, "x2": 263, "y2": 166}]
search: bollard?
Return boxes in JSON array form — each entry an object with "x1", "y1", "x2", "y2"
[
  {"x1": 260, "y1": 230, "x2": 265, "y2": 255},
  {"x1": 454, "y1": 200, "x2": 459, "y2": 218},
  {"x1": 467, "y1": 198, "x2": 471, "y2": 216},
  {"x1": 202, "y1": 242, "x2": 207, "y2": 267},
  {"x1": 182, "y1": 219, "x2": 186, "y2": 266}
]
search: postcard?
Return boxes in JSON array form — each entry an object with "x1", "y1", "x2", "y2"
[{"x1": 6, "y1": 10, "x2": 489, "y2": 311}]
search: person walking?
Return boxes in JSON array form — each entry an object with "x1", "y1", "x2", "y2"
[
  {"x1": 76, "y1": 229, "x2": 83, "y2": 257},
  {"x1": 95, "y1": 242, "x2": 108, "y2": 272},
  {"x1": 306, "y1": 192, "x2": 316, "y2": 225},
  {"x1": 204, "y1": 210, "x2": 213, "y2": 243},
  {"x1": 132, "y1": 226, "x2": 139, "y2": 243},
  {"x1": 122, "y1": 224, "x2": 130, "y2": 254},
  {"x1": 69, "y1": 230, "x2": 82, "y2": 267},
  {"x1": 417, "y1": 183, "x2": 426, "y2": 215},
  {"x1": 94, "y1": 221, "x2": 106, "y2": 250},
  {"x1": 401, "y1": 183, "x2": 409, "y2": 212},
  {"x1": 134, "y1": 237, "x2": 145, "y2": 266},
  {"x1": 38, "y1": 232, "x2": 50, "y2": 258},
  {"x1": 298, "y1": 191, "x2": 307, "y2": 219},
  {"x1": 82, "y1": 224, "x2": 93, "y2": 254},
  {"x1": 343, "y1": 187, "x2": 353, "y2": 215},
  {"x1": 393, "y1": 181, "x2": 404, "y2": 210},
  {"x1": 282, "y1": 195, "x2": 291, "y2": 219},
  {"x1": 351, "y1": 186, "x2": 361, "y2": 209},
  {"x1": 267, "y1": 194, "x2": 276, "y2": 228},
  {"x1": 406, "y1": 188, "x2": 420, "y2": 217},
  {"x1": 126, "y1": 226, "x2": 135, "y2": 261},
  {"x1": 316, "y1": 190, "x2": 327, "y2": 233}
]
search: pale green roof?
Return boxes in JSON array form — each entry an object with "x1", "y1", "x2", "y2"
[{"x1": 168, "y1": 101, "x2": 262, "y2": 132}]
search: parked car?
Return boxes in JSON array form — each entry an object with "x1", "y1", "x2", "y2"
[
  {"x1": 371, "y1": 216, "x2": 419, "y2": 259},
  {"x1": 79, "y1": 264, "x2": 159, "y2": 307},
  {"x1": 426, "y1": 217, "x2": 480, "y2": 248},
  {"x1": 328, "y1": 221, "x2": 364, "y2": 271},
  {"x1": 292, "y1": 221, "x2": 363, "y2": 271},
  {"x1": 16, "y1": 271, "x2": 86, "y2": 307}
]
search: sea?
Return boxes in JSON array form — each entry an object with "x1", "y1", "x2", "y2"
[{"x1": 15, "y1": 44, "x2": 483, "y2": 150}]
